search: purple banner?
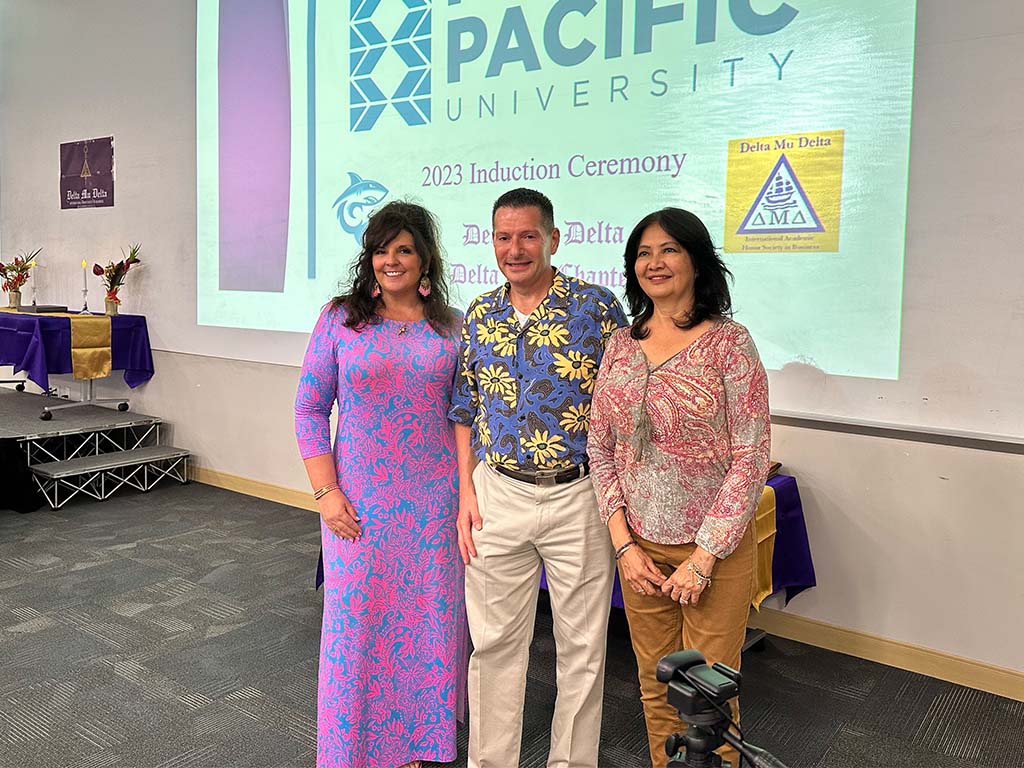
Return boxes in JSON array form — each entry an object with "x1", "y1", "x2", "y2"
[{"x1": 60, "y1": 136, "x2": 114, "y2": 209}]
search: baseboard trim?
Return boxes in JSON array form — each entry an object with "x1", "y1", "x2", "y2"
[
  {"x1": 748, "y1": 608, "x2": 1023, "y2": 701},
  {"x1": 190, "y1": 466, "x2": 1023, "y2": 701},
  {"x1": 190, "y1": 466, "x2": 317, "y2": 513}
]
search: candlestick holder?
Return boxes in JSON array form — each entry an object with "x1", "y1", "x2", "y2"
[{"x1": 79, "y1": 287, "x2": 91, "y2": 314}]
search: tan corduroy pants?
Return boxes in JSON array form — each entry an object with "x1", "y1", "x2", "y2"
[
  {"x1": 620, "y1": 523, "x2": 756, "y2": 768},
  {"x1": 466, "y1": 463, "x2": 615, "y2": 768}
]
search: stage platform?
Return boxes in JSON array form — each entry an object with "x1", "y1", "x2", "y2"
[
  {"x1": 0, "y1": 388, "x2": 159, "y2": 440},
  {"x1": 0, "y1": 387, "x2": 188, "y2": 510}
]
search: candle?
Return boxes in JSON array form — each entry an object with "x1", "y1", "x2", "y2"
[{"x1": 81, "y1": 260, "x2": 87, "y2": 291}]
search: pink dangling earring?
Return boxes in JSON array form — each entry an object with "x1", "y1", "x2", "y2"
[
  {"x1": 371, "y1": 282, "x2": 381, "y2": 298},
  {"x1": 418, "y1": 275, "x2": 432, "y2": 297}
]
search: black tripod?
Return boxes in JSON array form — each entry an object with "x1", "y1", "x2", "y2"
[
  {"x1": 658, "y1": 650, "x2": 790, "y2": 768},
  {"x1": 666, "y1": 709, "x2": 731, "y2": 767},
  {"x1": 666, "y1": 715, "x2": 789, "y2": 768}
]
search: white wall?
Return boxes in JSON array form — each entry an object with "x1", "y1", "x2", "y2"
[
  {"x1": 770, "y1": 425, "x2": 1024, "y2": 672},
  {"x1": 2, "y1": 0, "x2": 1022, "y2": 674}
]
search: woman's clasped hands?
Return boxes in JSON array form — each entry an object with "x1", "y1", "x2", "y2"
[
  {"x1": 662, "y1": 549, "x2": 715, "y2": 606},
  {"x1": 618, "y1": 544, "x2": 668, "y2": 597},
  {"x1": 619, "y1": 543, "x2": 715, "y2": 606}
]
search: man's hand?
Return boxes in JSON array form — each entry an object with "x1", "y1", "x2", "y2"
[{"x1": 457, "y1": 487, "x2": 483, "y2": 564}]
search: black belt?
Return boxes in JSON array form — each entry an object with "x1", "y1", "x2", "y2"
[{"x1": 492, "y1": 461, "x2": 590, "y2": 486}]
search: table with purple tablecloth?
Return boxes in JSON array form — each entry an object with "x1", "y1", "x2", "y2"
[
  {"x1": 0, "y1": 310, "x2": 155, "y2": 391},
  {"x1": 315, "y1": 474, "x2": 816, "y2": 606}
]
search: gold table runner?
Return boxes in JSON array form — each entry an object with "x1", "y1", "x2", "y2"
[
  {"x1": 751, "y1": 484, "x2": 778, "y2": 610},
  {"x1": 68, "y1": 314, "x2": 112, "y2": 379}
]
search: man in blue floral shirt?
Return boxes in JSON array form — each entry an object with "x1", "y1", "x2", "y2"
[{"x1": 449, "y1": 188, "x2": 627, "y2": 768}]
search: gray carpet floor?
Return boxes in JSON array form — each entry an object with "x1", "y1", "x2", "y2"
[{"x1": 0, "y1": 483, "x2": 1021, "y2": 768}]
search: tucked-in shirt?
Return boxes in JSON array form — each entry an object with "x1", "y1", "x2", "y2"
[
  {"x1": 587, "y1": 320, "x2": 771, "y2": 558},
  {"x1": 449, "y1": 269, "x2": 628, "y2": 471}
]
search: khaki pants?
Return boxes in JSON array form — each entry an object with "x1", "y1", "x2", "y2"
[
  {"x1": 620, "y1": 524, "x2": 756, "y2": 768},
  {"x1": 466, "y1": 463, "x2": 615, "y2": 768}
]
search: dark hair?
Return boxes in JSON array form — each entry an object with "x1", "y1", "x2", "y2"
[
  {"x1": 623, "y1": 208, "x2": 733, "y2": 339},
  {"x1": 331, "y1": 200, "x2": 455, "y2": 335},
  {"x1": 491, "y1": 188, "x2": 555, "y2": 233}
]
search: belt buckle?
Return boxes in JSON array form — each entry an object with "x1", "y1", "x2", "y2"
[{"x1": 534, "y1": 467, "x2": 560, "y2": 487}]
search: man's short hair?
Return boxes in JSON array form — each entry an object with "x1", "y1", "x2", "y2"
[{"x1": 491, "y1": 188, "x2": 555, "y2": 233}]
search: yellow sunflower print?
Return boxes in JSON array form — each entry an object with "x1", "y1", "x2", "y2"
[
  {"x1": 475, "y1": 318, "x2": 506, "y2": 345},
  {"x1": 492, "y1": 333, "x2": 519, "y2": 357},
  {"x1": 478, "y1": 364, "x2": 517, "y2": 404},
  {"x1": 552, "y1": 350, "x2": 596, "y2": 381},
  {"x1": 521, "y1": 430, "x2": 567, "y2": 464},
  {"x1": 526, "y1": 323, "x2": 570, "y2": 348},
  {"x1": 467, "y1": 299, "x2": 491, "y2": 321},
  {"x1": 535, "y1": 304, "x2": 568, "y2": 321},
  {"x1": 558, "y1": 403, "x2": 590, "y2": 433},
  {"x1": 550, "y1": 274, "x2": 570, "y2": 298},
  {"x1": 477, "y1": 418, "x2": 493, "y2": 448},
  {"x1": 486, "y1": 451, "x2": 519, "y2": 470}
]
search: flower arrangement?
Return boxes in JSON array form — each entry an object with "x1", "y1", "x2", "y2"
[
  {"x1": 93, "y1": 243, "x2": 142, "y2": 304},
  {"x1": 0, "y1": 249, "x2": 42, "y2": 293}
]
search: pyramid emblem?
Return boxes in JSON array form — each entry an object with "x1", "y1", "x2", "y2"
[{"x1": 737, "y1": 154, "x2": 823, "y2": 234}]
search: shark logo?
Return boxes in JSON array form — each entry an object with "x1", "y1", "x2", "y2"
[{"x1": 332, "y1": 172, "x2": 389, "y2": 245}]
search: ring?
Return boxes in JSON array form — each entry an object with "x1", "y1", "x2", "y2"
[{"x1": 679, "y1": 598, "x2": 688, "y2": 605}]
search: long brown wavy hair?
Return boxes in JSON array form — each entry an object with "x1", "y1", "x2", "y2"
[{"x1": 331, "y1": 201, "x2": 456, "y2": 335}]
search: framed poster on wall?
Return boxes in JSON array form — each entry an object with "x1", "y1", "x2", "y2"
[{"x1": 60, "y1": 136, "x2": 114, "y2": 209}]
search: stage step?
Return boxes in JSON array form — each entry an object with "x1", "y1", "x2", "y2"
[
  {"x1": 30, "y1": 446, "x2": 190, "y2": 509},
  {"x1": 31, "y1": 446, "x2": 189, "y2": 478}
]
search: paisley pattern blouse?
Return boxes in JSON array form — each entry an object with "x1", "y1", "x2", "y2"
[{"x1": 588, "y1": 320, "x2": 771, "y2": 558}]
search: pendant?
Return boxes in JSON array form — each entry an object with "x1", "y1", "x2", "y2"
[{"x1": 397, "y1": 324, "x2": 408, "y2": 335}]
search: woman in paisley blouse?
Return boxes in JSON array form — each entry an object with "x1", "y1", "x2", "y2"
[{"x1": 588, "y1": 207, "x2": 771, "y2": 768}]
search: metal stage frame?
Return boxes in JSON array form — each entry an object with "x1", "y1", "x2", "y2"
[
  {"x1": 18, "y1": 419, "x2": 162, "y2": 466},
  {"x1": 2, "y1": 388, "x2": 189, "y2": 511},
  {"x1": 32, "y1": 448, "x2": 189, "y2": 510}
]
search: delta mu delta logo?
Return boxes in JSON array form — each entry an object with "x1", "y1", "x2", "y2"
[
  {"x1": 725, "y1": 130, "x2": 845, "y2": 254},
  {"x1": 737, "y1": 155, "x2": 824, "y2": 235}
]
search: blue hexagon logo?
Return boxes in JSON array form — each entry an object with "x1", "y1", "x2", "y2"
[{"x1": 350, "y1": 0, "x2": 431, "y2": 132}]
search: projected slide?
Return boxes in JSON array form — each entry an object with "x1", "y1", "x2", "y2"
[{"x1": 197, "y1": 0, "x2": 916, "y2": 378}]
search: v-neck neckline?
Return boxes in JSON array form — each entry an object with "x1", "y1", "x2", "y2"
[{"x1": 637, "y1": 319, "x2": 727, "y2": 370}]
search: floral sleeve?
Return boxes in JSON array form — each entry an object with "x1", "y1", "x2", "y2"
[{"x1": 294, "y1": 304, "x2": 341, "y2": 459}]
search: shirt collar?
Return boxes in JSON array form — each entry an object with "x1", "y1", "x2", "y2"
[{"x1": 484, "y1": 268, "x2": 572, "y2": 317}]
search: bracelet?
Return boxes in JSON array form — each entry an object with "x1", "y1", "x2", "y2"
[
  {"x1": 313, "y1": 483, "x2": 339, "y2": 501},
  {"x1": 687, "y1": 560, "x2": 712, "y2": 586},
  {"x1": 614, "y1": 540, "x2": 637, "y2": 560}
]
